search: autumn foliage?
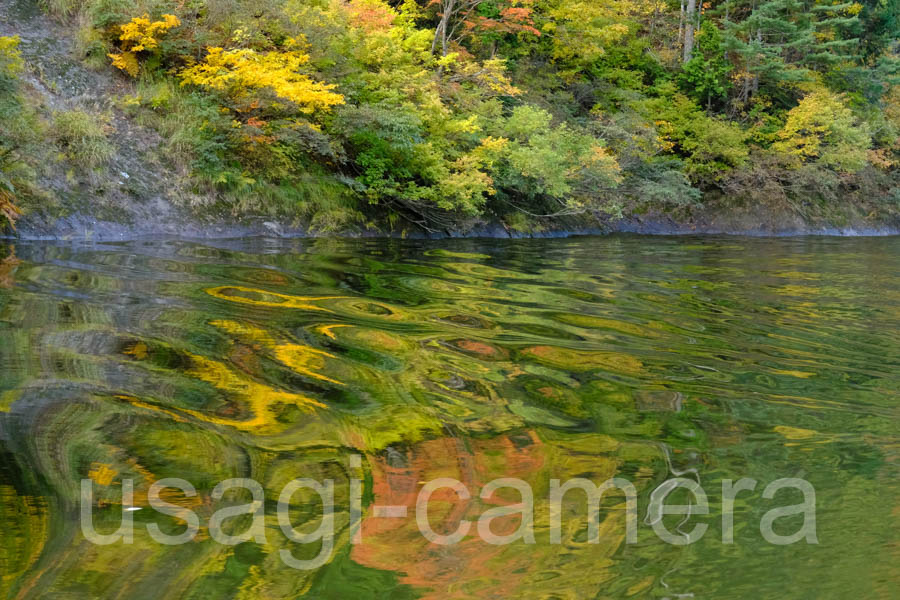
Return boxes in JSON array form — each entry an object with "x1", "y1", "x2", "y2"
[
  {"x1": 108, "y1": 14, "x2": 180, "y2": 77},
  {"x1": 62, "y1": 0, "x2": 897, "y2": 232},
  {"x1": 179, "y1": 43, "x2": 344, "y2": 113}
]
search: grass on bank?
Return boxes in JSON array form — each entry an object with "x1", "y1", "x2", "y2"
[{"x1": 51, "y1": 109, "x2": 114, "y2": 169}]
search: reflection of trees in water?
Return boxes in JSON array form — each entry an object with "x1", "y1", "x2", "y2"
[{"x1": 1, "y1": 239, "x2": 898, "y2": 598}]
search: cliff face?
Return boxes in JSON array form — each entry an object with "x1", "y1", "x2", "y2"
[{"x1": 0, "y1": 0, "x2": 202, "y2": 239}]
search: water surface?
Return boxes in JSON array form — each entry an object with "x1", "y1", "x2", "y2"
[{"x1": 0, "y1": 235, "x2": 897, "y2": 599}]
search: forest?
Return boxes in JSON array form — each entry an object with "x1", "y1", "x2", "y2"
[{"x1": 1, "y1": 0, "x2": 898, "y2": 234}]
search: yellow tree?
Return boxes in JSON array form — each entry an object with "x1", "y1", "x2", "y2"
[
  {"x1": 772, "y1": 90, "x2": 871, "y2": 173},
  {"x1": 179, "y1": 41, "x2": 344, "y2": 114}
]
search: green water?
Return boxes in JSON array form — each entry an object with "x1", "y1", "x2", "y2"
[{"x1": 0, "y1": 236, "x2": 897, "y2": 599}]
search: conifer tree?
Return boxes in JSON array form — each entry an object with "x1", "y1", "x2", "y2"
[
  {"x1": 722, "y1": 0, "x2": 860, "y2": 103},
  {"x1": 680, "y1": 20, "x2": 733, "y2": 110}
]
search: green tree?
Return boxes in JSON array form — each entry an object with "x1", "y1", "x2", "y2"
[
  {"x1": 680, "y1": 20, "x2": 733, "y2": 110},
  {"x1": 723, "y1": 0, "x2": 861, "y2": 105}
]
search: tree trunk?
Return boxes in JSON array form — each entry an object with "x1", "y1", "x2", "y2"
[
  {"x1": 431, "y1": 0, "x2": 456, "y2": 57},
  {"x1": 683, "y1": 0, "x2": 697, "y2": 63},
  {"x1": 750, "y1": 28, "x2": 761, "y2": 96}
]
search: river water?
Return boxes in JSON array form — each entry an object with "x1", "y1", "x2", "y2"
[{"x1": 0, "y1": 235, "x2": 897, "y2": 599}]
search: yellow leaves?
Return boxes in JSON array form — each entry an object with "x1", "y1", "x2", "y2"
[
  {"x1": 773, "y1": 425, "x2": 838, "y2": 448},
  {"x1": 520, "y1": 346, "x2": 643, "y2": 375},
  {"x1": 273, "y1": 344, "x2": 344, "y2": 386},
  {"x1": 183, "y1": 352, "x2": 325, "y2": 432},
  {"x1": 775, "y1": 91, "x2": 834, "y2": 159},
  {"x1": 124, "y1": 341, "x2": 149, "y2": 360},
  {"x1": 868, "y1": 148, "x2": 895, "y2": 170},
  {"x1": 546, "y1": 1, "x2": 637, "y2": 66},
  {"x1": 118, "y1": 13, "x2": 180, "y2": 50},
  {"x1": 653, "y1": 119, "x2": 677, "y2": 152},
  {"x1": 473, "y1": 136, "x2": 509, "y2": 168},
  {"x1": 771, "y1": 369, "x2": 816, "y2": 379},
  {"x1": 478, "y1": 135, "x2": 509, "y2": 153},
  {"x1": 317, "y1": 323, "x2": 351, "y2": 340},
  {"x1": 440, "y1": 153, "x2": 496, "y2": 208},
  {"x1": 586, "y1": 145, "x2": 622, "y2": 181},
  {"x1": 845, "y1": 2, "x2": 864, "y2": 16},
  {"x1": 108, "y1": 51, "x2": 139, "y2": 77},
  {"x1": 0, "y1": 35, "x2": 23, "y2": 77},
  {"x1": 445, "y1": 55, "x2": 521, "y2": 97},
  {"x1": 108, "y1": 14, "x2": 180, "y2": 77},
  {"x1": 0, "y1": 188, "x2": 22, "y2": 232},
  {"x1": 179, "y1": 45, "x2": 344, "y2": 113},
  {"x1": 446, "y1": 114, "x2": 480, "y2": 135},
  {"x1": 205, "y1": 285, "x2": 343, "y2": 311},
  {"x1": 773, "y1": 89, "x2": 871, "y2": 172}
]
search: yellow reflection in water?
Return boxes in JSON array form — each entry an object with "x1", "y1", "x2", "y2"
[
  {"x1": 211, "y1": 319, "x2": 345, "y2": 386},
  {"x1": 205, "y1": 285, "x2": 343, "y2": 311},
  {"x1": 183, "y1": 352, "x2": 325, "y2": 431}
]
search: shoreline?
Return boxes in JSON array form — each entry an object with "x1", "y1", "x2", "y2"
[{"x1": 4, "y1": 211, "x2": 899, "y2": 242}]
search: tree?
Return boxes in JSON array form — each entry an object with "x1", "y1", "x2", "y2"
[
  {"x1": 722, "y1": 0, "x2": 861, "y2": 104},
  {"x1": 542, "y1": 0, "x2": 646, "y2": 70},
  {"x1": 772, "y1": 89, "x2": 872, "y2": 172},
  {"x1": 1, "y1": 36, "x2": 25, "y2": 231},
  {"x1": 485, "y1": 105, "x2": 622, "y2": 216},
  {"x1": 428, "y1": 0, "x2": 540, "y2": 57},
  {"x1": 680, "y1": 20, "x2": 733, "y2": 110},
  {"x1": 179, "y1": 42, "x2": 345, "y2": 114}
]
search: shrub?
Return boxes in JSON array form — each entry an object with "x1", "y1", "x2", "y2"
[
  {"x1": 108, "y1": 13, "x2": 180, "y2": 77},
  {"x1": 486, "y1": 106, "x2": 622, "y2": 216},
  {"x1": 0, "y1": 36, "x2": 23, "y2": 93},
  {"x1": 633, "y1": 85, "x2": 748, "y2": 185}
]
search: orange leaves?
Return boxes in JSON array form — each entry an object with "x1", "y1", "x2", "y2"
[
  {"x1": 467, "y1": 6, "x2": 541, "y2": 37},
  {"x1": 344, "y1": 0, "x2": 398, "y2": 32},
  {"x1": 0, "y1": 188, "x2": 22, "y2": 232}
]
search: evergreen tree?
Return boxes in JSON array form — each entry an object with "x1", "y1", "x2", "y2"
[
  {"x1": 722, "y1": 0, "x2": 861, "y2": 104},
  {"x1": 680, "y1": 20, "x2": 733, "y2": 110}
]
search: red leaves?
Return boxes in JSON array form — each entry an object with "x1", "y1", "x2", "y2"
[{"x1": 463, "y1": 5, "x2": 541, "y2": 37}]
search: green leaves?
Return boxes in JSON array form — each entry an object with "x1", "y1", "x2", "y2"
[
  {"x1": 679, "y1": 22, "x2": 732, "y2": 110},
  {"x1": 487, "y1": 106, "x2": 621, "y2": 214}
]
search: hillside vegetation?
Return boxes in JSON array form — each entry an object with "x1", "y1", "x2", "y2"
[{"x1": 1, "y1": 0, "x2": 899, "y2": 234}]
